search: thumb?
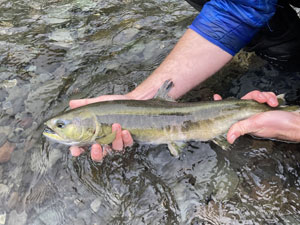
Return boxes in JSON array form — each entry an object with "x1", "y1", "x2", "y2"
[{"x1": 227, "y1": 119, "x2": 256, "y2": 144}]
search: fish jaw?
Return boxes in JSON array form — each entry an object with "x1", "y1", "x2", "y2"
[{"x1": 43, "y1": 127, "x2": 81, "y2": 146}]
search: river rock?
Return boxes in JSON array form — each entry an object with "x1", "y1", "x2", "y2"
[
  {"x1": 0, "y1": 141, "x2": 15, "y2": 163},
  {"x1": 7, "y1": 210, "x2": 27, "y2": 225},
  {"x1": 90, "y1": 198, "x2": 101, "y2": 213},
  {"x1": 0, "y1": 184, "x2": 9, "y2": 198},
  {"x1": 0, "y1": 213, "x2": 6, "y2": 225},
  {"x1": 7, "y1": 192, "x2": 19, "y2": 209}
]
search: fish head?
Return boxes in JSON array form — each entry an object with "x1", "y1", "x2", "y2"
[{"x1": 43, "y1": 110, "x2": 97, "y2": 146}]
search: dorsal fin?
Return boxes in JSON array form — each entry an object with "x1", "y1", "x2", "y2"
[
  {"x1": 276, "y1": 94, "x2": 286, "y2": 106},
  {"x1": 153, "y1": 79, "x2": 175, "y2": 102}
]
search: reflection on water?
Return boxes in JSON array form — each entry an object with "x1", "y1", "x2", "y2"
[{"x1": 0, "y1": 0, "x2": 300, "y2": 224}]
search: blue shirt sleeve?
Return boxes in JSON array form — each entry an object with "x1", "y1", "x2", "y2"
[{"x1": 189, "y1": 0, "x2": 278, "y2": 55}]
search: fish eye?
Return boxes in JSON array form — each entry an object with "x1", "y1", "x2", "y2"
[{"x1": 56, "y1": 120, "x2": 66, "y2": 129}]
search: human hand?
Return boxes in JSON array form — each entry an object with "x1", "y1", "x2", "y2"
[
  {"x1": 69, "y1": 95, "x2": 134, "y2": 162},
  {"x1": 214, "y1": 90, "x2": 300, "y2": 143}
]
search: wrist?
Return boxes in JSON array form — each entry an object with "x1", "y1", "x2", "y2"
[{"x1": 278, "y1": 112, "x2": 300, "y2": 142}]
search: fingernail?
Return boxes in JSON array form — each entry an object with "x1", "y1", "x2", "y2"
[{"x1": 269, "y1": 98, "x2": 278, "y2": 107}]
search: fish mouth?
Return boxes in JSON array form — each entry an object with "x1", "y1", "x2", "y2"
[
  {"x1": 43, "y1": 125, "x2": 80, "y2": 146},
  {"x1": 43, "y1": 126, "x2": 64, "y2": 141},
  {"x1": 44, "y1": 126, "x2": 56, "y2": 134}
]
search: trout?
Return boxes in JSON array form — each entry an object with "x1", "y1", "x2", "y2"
[{"x1": 43, "y1": 81, "x2": 299, "y2": 155}]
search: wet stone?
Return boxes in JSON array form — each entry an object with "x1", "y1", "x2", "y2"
[
  {"x1": 2, "y1": 100, "x2": 12, "y2": 110},
  {"x1": 90, "y1": 198, "x2": 101, "y2": 213},
  {"x1": 0, "y1": 141, "x2": 15, "y2": 163},
  {"x1": 0, "y1": 184, "x2": 9, "y2": 198},
  {"x1": 0, "y1": 79, "x2": 17, "y2": 88},
  {"x1": 0, "y1": 126, "x2": 11, "y2": 136},
  {"x1": 7, "y1": 210, "x2": 27, "y2": 225},
  {"x1": 7, "y1": 192, "x2": 19, "y2": 210},
  {"x1": 0, "y1": 213, "x2": 6, "y2": 225}
]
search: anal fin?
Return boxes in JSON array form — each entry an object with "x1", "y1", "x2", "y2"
[
  {"x1": 167, "y1": 141, "x2": 187, "y2": 157},
  {"x1": 212, "y1": 135, "x2": 232, "y2": 151}
]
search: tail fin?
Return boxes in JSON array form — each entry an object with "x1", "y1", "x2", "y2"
[{"x1": 276, "y1": 94, "x2": 286, "y2": 105}]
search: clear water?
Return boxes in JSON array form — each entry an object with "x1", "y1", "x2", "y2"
[{"x1": 0, "y1": 0, "x2": 300, "y2": 224}]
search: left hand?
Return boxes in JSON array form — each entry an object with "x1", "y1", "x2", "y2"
[{"x1": 214, "y1": 91, "x2": 300, "y2": 143}]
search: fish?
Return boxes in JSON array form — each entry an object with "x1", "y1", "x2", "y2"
[{"x1": 43, "y1": 80, "x2": 300, "y2": 156}]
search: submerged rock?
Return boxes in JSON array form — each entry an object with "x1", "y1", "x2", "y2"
[
  {"x1": 0, "y1": 141, "x2": 15, "y2": 163},
  {"x1": 7, "y1": 210, "x2": 27, "y2": 225},
  {"x1": 0, "y1": 213, "x2": 6, "y2": 225},
  {"x1": 90, "y1": 198, "x2": 101, "y2": 213},
  {"x1": 0, "y1": 79, "x2": 17, "y2": 88},
  {"x1": 0, "y1": 184, "x2": 9, "y2": 198}
]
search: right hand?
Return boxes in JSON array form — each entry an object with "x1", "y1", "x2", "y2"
[
  {"x1": 214, "y1": 90, "x2": 300, "y2": 143},
  {"x1": 69, "y1": 95, "x2": 134, "y2": 162}
]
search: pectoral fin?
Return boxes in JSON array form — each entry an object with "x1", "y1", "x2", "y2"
[
  {"x1": 95, "y1": 131, "x2": 116, "y2": 145},
  {"x1": 167, "y1": 141, "x2": 187, "y2": 157},
  {"x1": 212, "y1": 135, "x2": 232, "y2": 151}
]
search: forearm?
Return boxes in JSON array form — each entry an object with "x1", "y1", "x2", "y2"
[{"x1": 126, "y1": 29, "x2": 232, "y2": 100}]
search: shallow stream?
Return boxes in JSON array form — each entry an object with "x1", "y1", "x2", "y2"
[{"x1": 1, "y1": 0, "x2": 300, "y2": 224}]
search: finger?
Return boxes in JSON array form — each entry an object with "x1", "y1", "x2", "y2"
[
  {"x1": 241, "y1": 91, "x2": 278, "y2": 107},
  {"x1": 241, "y1": 90, "x2": 267, "y2": 102},
  {"x1": 122, "y1": 130, "x2": 133, "y2": 147},
  {"x1": 112, "y1": 123, "x2": 123, "y2": 151},
  {"x1": 69, "y1": 146, "x2": 85, "y2": 157},
  {"x1": 69, "y1": 95, "x2": 128, "y2": 109},
  {"x1": 263, "y1": 92, "x2": 278, "y2": 107},
  {"x1": 91, "y1": 143, "x2": 106, "y2": 162},
  {"x1": 213, "y1": 94, "x2": 222, "y2": 101},
  {"x1": 227, "y1": 118, "x2": 258, "y2": 144}
]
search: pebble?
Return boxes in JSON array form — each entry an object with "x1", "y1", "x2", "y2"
[
  {"x1": 7, "y1": 210, "x2": 27, "y2": 225},
  {"x1": 7, "y1": 192, "x2": 19, "y2": 209},
  {"x1": 90, "y1": 198, "x2": 101, "y2": 213},
  {"x1": 0, "y1": 79, "x2": 17, "y2": 88},
  {"x1": 0, "y1": 126, "x2": 11, "y2": 136},
  {"x1": 0, "y1": 184, "x2": 9, "y2": 197},
  {"x1": 2, "y1": 101, "x2": 12, "y2": 110},
  {"x1": 0, "y1": 213, "x2": 6, "y2": 225},
  {"x1": 0, "y1": 141, "x2": 15, "y2": 163}
]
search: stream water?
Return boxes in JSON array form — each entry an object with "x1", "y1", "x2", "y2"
[{"x1": 1, "y1": 0, "x2": 300, "y2": 224}]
